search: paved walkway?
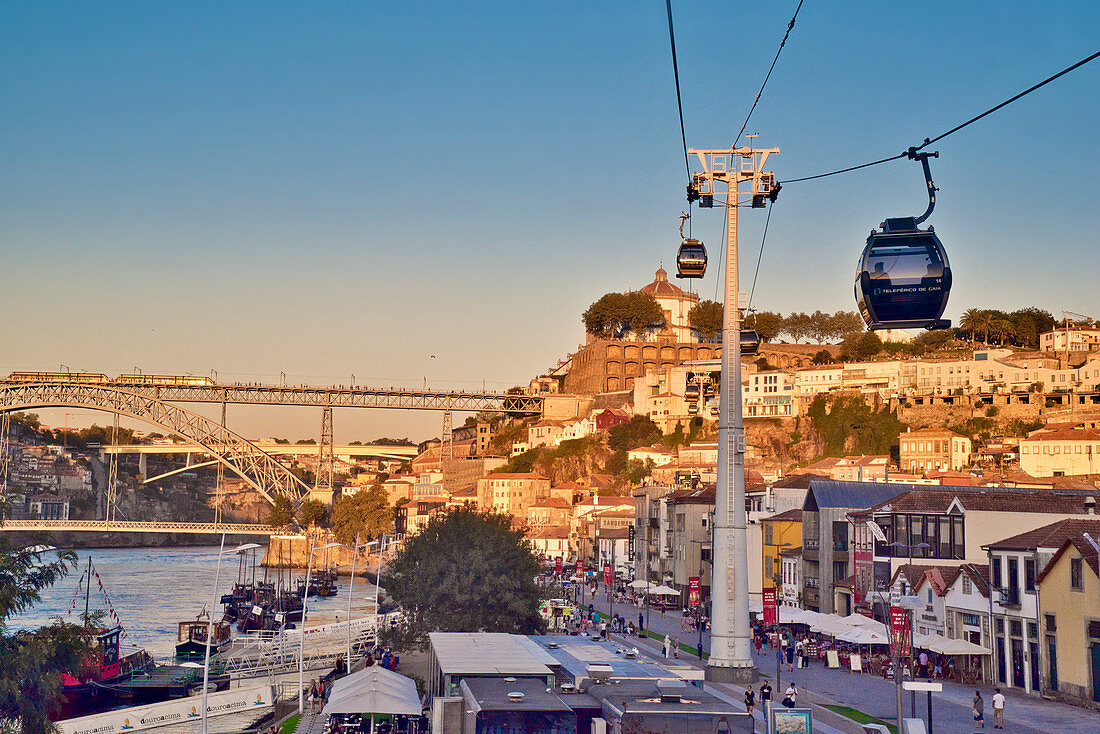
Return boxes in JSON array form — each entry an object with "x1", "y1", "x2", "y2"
[{"x1": 581, "y1": 590, "x2": 1100, "y2": 734}]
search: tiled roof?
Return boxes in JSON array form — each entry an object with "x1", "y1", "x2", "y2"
[
  {"x1": 487, "y1": 472, "x2": 549, "y2": 480},
  {"x1": 638, "y1": 266, "x2": 693, "y2": 299},
  {"x1": 852, "y1": 486, "x2": 1100, "y2": 516},
  {"x1": 597, "y1": 527, "x2": 631, "y2": 540},
  {"x1": 902, "y1": 428, "x2": 966, "y2": 438},
  {"x1": 1037, "y1": 536, "x2": 1099, "y2": 582},
  {"x1": 527, "y1": 526, "x2": 571, "y2": 540},
  {"x1": 764, "y1": 508, "x2": 803, "y2": 523},
  {"x1": 982, "y1": 517, "x2": 1100, "y2": 551},
  {"x1": 1022, "y1": 429, "x2": 1100, "y2": 442},
  {"x1": 529, "y1": 497, "x2": 572, "y2": 509}
]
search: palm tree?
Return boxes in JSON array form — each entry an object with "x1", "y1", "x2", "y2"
[
  {"x1": 991, "y1": 319, "x2": 1015, "y2": 346},
  {"x1": 959, "y1": 308, "x2": 983, "y2": 344}
]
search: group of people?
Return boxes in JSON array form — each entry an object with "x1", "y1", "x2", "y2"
[
  {"x1": 308, "y1": 677, "x2": 333, "y2": 713},
  {"x1": 741, "y1": 680, "x2": 800, "y2": 716},
  {"x1": 971, "y1": 688, "x2": 1008, "y2": 729},
  {"x1": 753, "y1": 630, "x2": 813, "y2": 671}
]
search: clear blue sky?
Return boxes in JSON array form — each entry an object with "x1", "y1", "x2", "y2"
[{"x1": 2, "y1": 1, "x2": 1098, "y2": 441}]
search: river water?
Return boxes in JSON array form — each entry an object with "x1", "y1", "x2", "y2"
[{"x1": 12, "y1": 545, "x2": 382, "y2": 733}]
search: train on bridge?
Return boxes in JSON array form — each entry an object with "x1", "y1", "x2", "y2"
[{"x1": 7, "y1": 372, "x2": 216, "y2": 387}]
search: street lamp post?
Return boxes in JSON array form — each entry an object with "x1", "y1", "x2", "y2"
[
  {"x1": 202, "y1": 539, "x2": 261, "y2": 734},
  {"x1": 299, "y1": 537, "x2": 341, "y2": 713},
  {"x1": 346, "y1": 533, "x2": 364, "y2": 670},
  {"x1": 889, "y1": 540, "x2": 932, "y2": 727}
]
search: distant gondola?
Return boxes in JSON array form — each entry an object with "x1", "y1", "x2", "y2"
[
  {"x1": 740, "y1": 329, "x2": 761, "y2": 356},
  {"x1": 676, "y1": 238, "x2": 707, "y2": 279},
  {"x1": 855, "y1": 150, "x2": 952, "y2": 331}
]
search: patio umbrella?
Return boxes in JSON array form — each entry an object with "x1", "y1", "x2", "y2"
[
  {"x1": 649, "y1": 584, "x2": 680, "y2": 596},
  {"x1": 627, "y1": 579, "x2": 653, "y2": 589},
  {"x1": 837, "y1": 627, "x2": 890, "y2": 645},
  {"x1": 840, "y1": 613, "x2": 878, "y2": 627},
  {"x1": 812, "y1": 615, "x2": 855, "y2": 637},
  {"x1": 930, "y1": 637, "x2": 992, "y2": 656},
  {"x1": 913, "y1": 632, "x2": 950, "y2": 649}
]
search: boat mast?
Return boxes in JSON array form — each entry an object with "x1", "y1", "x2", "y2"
[{"x1": 83, "y1": 556, "x2": 92, "y2": 628}]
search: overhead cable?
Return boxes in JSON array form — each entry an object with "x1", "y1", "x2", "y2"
[
  {"x1": 665, "y1": 0, "x2": 691, "y2": 181},
  {"x1": 735, "y1": 0, "x2": 806, "y2": 147},
  {"x1": 782, "y1": 49, "x2": 1100, "y2": 184}
]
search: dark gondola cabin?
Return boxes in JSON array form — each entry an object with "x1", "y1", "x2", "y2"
[
  {"x1": 856, "y1": 217, "x2": 952, "y2": 330},
  {"x1": 676, "y1": 239, "x2": 707, "y2": 278},
  {"x1": 740, "y1": 329, "x2": 761, "y2": 356}
]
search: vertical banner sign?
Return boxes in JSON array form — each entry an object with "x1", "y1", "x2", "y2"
[
  {"x1": 555, "y1": 557, "x2": 563, "y2": 574},
  {"x1": 627, "y1": 525, "x2": 635, "y2": 561},
  {"x1": 603, "y1": 563, "x2": 612, "y2": 585},
  {"x1": 688, "y1": 577, "x2": 701, "y2": 607},
  {"x1": 890, "y1": 606, "x2": 911, "y2": 658},
  {"x1": 576, "y1": 560, "x2": 584, "y2": 579},
  {"x1": 762, "y1": 587, "x2": 777, "y2": 624}
]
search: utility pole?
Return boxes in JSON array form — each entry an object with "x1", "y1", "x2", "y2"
[{"x1": 688, "y1": 141, "x2": 778, "y2": 683}]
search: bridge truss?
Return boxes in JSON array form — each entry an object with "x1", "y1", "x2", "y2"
[{"x1": 0, "y1": 382, "x2": 311, "y2": 505}]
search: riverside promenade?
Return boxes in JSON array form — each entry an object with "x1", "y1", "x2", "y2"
[{"x1": 576, "y1": 586, "x2": 1099, "y2": 734}]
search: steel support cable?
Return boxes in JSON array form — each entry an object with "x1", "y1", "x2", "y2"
[
  {"x1": 781, "y1": 49, "x2": 1100, "y2": 184},
  {"x1": 665, "y1": 0, "x2": 691, "y2": 181},
  {"x1": 735, "y1": 0, "x2": 806, "y2": 147},
  {"x1": 746, "y1": 202, "x2": 774, "y2": 311}
]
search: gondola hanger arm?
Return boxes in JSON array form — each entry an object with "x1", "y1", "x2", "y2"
[{"x1": 906, "y1": 147, "x2": 939, "y2": 225}]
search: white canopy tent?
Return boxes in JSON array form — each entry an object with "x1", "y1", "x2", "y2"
[
  {"x1": 627, "y1": 580, "x2": 654, "y2": 590},
  {"x1": 836, "y1": 627, "x2": 890, "y2": 645},
  {"x1": 839, "y1": 613, "x2": 878, "y2": 627},
  {"x1": 322, "y1": 666, "x2": 422, "y2": 723},
  {"x1": 649, "y1": 584, "x2": 680, "y2": 596}
]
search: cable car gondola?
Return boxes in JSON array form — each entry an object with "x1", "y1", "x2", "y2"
[
  {"x1": 676, "y1": 239, "x2": 707, "y2": 279},
  {"x1": 740, "y1": 329, "x2": 761, "y2": 356},
  {"x1": 675, "y1": 212, "x2": 707, "y2": 279},
  {"x1": 855, "y1": 151, "x2": 952, "y2": 331}
]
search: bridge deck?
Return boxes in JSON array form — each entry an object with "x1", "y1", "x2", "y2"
[{"x1": 0, "y1": 520, "x2": 278, "y2": 534}]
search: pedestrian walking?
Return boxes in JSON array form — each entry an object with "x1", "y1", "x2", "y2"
[
  {"x1": 754, "y1": 634, "x2": 762, "y2": 656},
  {"x1": 972, "y1": 690, "x2": 985, "y2": 728},
  {"x1": 744, "y1": 688, "x2": 756, "y2": 716},
  {"x1": 672, "y1": 634, "x2": 680, "y2": 658},
  {"x1": 782, "y1": 683, "x2": 797, "y2": 708},
  {"x1": 308, "y1": 679, "x2": 320, "y2": 713},
  {"x1": 795, "y1": 639, "x2": 804, "y2": 668},
  {"x1": 785, "y1": 641, "x2": 795, "y2": 672},
  {"x1": 759, "y1": 681, "x2": 772, "y2": 706},
  {"x1": 638, "y1": 612, "x2": 644, "y2": 634},
  {"x1": 992, "y1": 688, "x2": 1006, "y2": 728},
  {"x1": 663, "y1": 634, "x2": 672, "y2": 659}
]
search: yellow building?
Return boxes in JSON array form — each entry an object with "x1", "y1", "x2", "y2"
[
  {"x1": 760, "y1": 508, "x2": 803, "y2": 592},
  {"x1": 1037, "y1": 531, "x2": 1100, "y2": 706}
]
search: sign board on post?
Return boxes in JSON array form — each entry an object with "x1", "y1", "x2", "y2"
[
  {"x1": 627, "y1": 525, "x2": 635, "y2": 561},
  {"x1": 603, "y1": 563, "x2": 612, "y2": 585},
  {"x1": 890, "y1": 606, "x2": 911, "y2": 658},
  {"x1": 576, "y1": 560, "x2": 583, "y2": 578},
  {"x1": 688, "y1": 577, "x2": 701, "y2": 607},
  {"x1": 762, "y1": 587, "x2": 777, "y2": 624},
  {"x1": 554, "y1": 557, "x2": 562, "y2": 574}
]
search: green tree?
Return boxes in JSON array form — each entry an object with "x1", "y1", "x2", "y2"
[
  {"x1": 812, "y1": 349, "x2": 834, "y2": 365},
  {"x1": 582, "y1": 292, "x2": 666, "y2": 339},
  {"x1": 300, "y1": 499, "x2": 330, "y2": 527},
  {"x1": 806, "y1": 395, "x2": 905, "y2": 457},
  {"x1": 746, "y1": 311, "x2": 784, "y2": 342},
  {"x1": 607, "y1": 415, "x2": 662, "y2": 452},
  {"x1": 806, "y1": 310, "x2": 832, "y2": 343},
  {"x1": 331, "y1": 486, "x2": 393, "y2": 546},
  {"x1": 267, "y1": 495, "x2": 296, "y2": 527},
  {"x1": 0, "y1": 520, "x2": 92, "y2": 733},
  {"x1": 688, "y1": 300, "x2": 723, "y2": 340},
  {"x1": 380, "y1": 506, "x2": 544, "y2": 649},
  {"x1": 829, "y1": 310, "x2": 865, "y2": 340},
  {"x1": 783, "y1": 312, "x2": 812, "y2": 343},
  {"x1": 623, "y1": 459, "x2": 653, "y2": 485}
]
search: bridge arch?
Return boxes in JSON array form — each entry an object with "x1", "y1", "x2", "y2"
[{"x1": 0, "y1": 382, "x2": 310, "y2": 506}]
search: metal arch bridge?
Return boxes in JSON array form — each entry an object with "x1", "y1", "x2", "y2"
[{"x1": 0, "y1": 382, "x2": 312, "y2": 505}]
